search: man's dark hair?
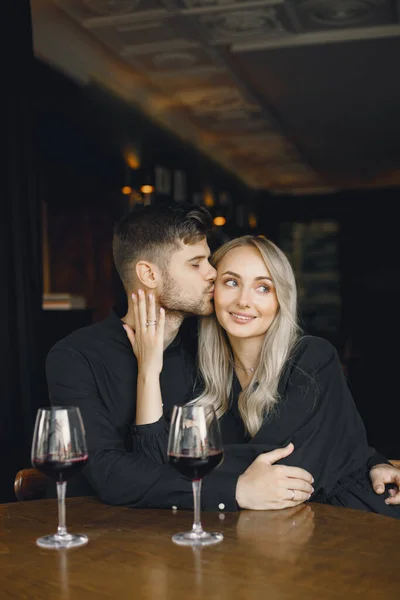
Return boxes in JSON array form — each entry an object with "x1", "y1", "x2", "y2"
[{"x1": 112, "y1": 202, "x2": 213, "y2": 289}]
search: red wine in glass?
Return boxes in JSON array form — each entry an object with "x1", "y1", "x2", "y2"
[
  {"x1": 167, "y1": 405, "x2": 224, "y2": 546},
  {"x1": 31, "y1": 406, "x2": 89, "y2": 549},
  {"x1": 168, "y1": 450, "x2": 223, "y2": 481},
  {"x1": 32, "y1": 454, "x2": 88, "y2": 483}
]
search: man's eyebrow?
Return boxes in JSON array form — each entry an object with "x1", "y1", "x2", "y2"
[
  {"x1": 221, "y1": 270, "x2": 273, "y2": 282},
  {"x1": 187, "y1": 254, "x2": 210, "y2": 262}
]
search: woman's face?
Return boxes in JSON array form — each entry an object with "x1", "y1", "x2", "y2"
[{"x1": 214, "y1": 245, "x2": 279, "y2": 342}]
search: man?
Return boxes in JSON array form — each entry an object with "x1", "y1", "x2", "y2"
[{"x1": 46, "y1": 202, "x2": 400, "y2": 510}]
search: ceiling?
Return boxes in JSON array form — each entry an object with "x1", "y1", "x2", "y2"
[{"x1": 31, "y1": 0, "x2": 400, "y2": 194}]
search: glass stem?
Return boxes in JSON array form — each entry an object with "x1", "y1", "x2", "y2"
[
  {"x1": 56, "y1": 481, "x2": 68, "y2": 538},
  {"x1": 191, "y1": 479, "x2": 204, "y2": 536}
]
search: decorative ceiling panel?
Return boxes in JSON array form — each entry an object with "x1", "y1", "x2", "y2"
[
  {"x1": 193, "y1": 113, "x2": 274, "y2": 135},
  {"x1": 58, "y1": 0, "x2": 165, "y2": 22},
  {"x1": 295, "y1": 0, "x2": 395, "y2": 32},
  {"x1": 194, "y1": 5, "x2": 295, "y2": 44},
  {"x1": 147, "y1": 67, "x2": 234, "y2": 88},
  {"x1": 125, "y1": 46, "x2": 219, "y2": 73},
  {"x1": 37, "y1": 0, "x2": 400, "y2": 192}
]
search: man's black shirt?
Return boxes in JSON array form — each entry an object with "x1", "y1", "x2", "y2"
[{"x1": 46, "y1": 310, "x2": 239, "y2": 510}]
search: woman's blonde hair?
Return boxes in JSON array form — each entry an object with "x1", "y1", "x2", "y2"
[{"x1": 194, "y1": 235, "x2": 301, "y2": 437}]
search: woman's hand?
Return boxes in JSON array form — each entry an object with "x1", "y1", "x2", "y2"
[
  {"x1": 123, "y1": 290, "x2": 166, "y2": 425},
  {"x1": 123, "y1": 289, "x2": 165, "y2": 376},
  {"x1": 235, "y1": 443, "x2": 314, "y2": 510}
]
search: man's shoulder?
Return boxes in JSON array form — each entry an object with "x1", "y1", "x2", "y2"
[{"x1": 47, "y1": 312, "x2": 118, "y2": 358}]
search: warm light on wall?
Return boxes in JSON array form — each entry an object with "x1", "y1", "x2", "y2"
[
  {"x1": 213, "y1": 216, "x2": 226, "y2": 227},
  {"x1": 124, "y1": 146, "x2": 140, "y2": 170},
  {"x1": 204, "y1": 187, "x2": 215, "y2": 208},
  {"x1": 248, "y1": 213, "x2": 258, "y2": 229},
  {"x1": 140, "y1": 184, "x2": 155, "y2": 194},
  {"x1": 121, "y1": 185, "x2": 133, "y2": 195}
]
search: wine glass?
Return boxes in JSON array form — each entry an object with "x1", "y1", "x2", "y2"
[
  {"x1": 31, "y1": 406, "x2": 89, "y2": 549},
  {"x1": 167, "y1": 404, "x2": 224, "y2": 546}
]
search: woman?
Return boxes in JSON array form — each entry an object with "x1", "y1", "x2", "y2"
[{"x1": 126, "y1": 235, "x2": 400, "y2": 516}]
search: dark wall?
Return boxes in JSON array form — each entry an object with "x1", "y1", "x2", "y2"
[
  {"x1": 34, "y1": 59, "x2": 259, "y2": 368},
  {"x1": 34, "y1": 59, "x2": 257, "y2": 323},
  {"x1": 258, "y1": 189, "x2": 400, "y2": 459}
]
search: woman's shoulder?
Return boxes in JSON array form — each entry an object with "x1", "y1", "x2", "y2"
[
  {"x1": 289, "y1": 335, "x2": 339, "y2": 371},
  {"x1": 277, "y1": 336, "x2": 342, "y2": 399}
]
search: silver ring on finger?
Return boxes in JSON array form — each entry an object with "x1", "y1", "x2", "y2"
[
  {"x1": 146, "y1": 320, "x2": 157, "y2": 327},
  {"x1": 290, "y1": 489, "x2": 295, "y2": 501}
]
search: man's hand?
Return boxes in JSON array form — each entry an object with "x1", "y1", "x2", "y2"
[
  {"x1": 235, "y1": 443, "x2": 314, "y2": 510},
  {"x1": 370, "y1": 463, "x2": 400, "y2": 505}
]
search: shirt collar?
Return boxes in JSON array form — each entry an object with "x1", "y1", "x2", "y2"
[{"x1": 105, "y1": 309, "x2": 182, "y2": 351}]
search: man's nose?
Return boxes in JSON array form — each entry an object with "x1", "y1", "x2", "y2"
[{"x1": 206, "y1": 264, "x2": 217, "y2": 281}]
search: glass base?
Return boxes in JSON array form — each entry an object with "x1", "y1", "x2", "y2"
[
  {"x1": 172, "y1": 531, "x2": 223, "y2": 547},
  {"x1": 36, "y1": 533, "x2": 88, "y2": 549}
]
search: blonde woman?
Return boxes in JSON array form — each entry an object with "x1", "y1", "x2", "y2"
[{"x1": 126, "y1": 235, "x2": 400, "y2": 516}]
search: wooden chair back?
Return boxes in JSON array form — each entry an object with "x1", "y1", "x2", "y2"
[{"x1": 14, "y1": 468, "x2": 49, "y2": 501}]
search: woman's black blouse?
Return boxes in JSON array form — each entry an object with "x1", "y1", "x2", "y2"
[{"x1": 133, "y1": 336, "x2": 400, "y2": 517}]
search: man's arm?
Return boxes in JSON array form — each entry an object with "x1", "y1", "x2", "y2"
[
  {"x1": 46, "y1": 347, "x2": 314, "y2": 511},
  {"x1": 46, "y1": 347, "x2": 238, "y2": 510}
]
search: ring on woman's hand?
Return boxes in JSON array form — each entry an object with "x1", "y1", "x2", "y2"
[
  {"x1": 146, "y1": 320, "x2": 157, "y2": 327},
  {"x1": 290, "y1": 489, "x2": 296, "y2": 501}
]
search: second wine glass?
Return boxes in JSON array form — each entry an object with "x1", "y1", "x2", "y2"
[
  {"x1": 167, "y1": 404, "x2": 224, "y2": 546},
  {"x1": 31, "y1": 406, "x2": 89, "y2": 549}
]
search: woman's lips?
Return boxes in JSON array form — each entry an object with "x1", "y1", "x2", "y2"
[{"x1": 229, "y1": 312, "x2": 256, "y2": 324}]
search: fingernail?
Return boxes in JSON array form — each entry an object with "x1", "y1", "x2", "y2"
[
  {"x1": 131, "y1": 293, "x2": 136, "y2": 300},
  {"x1": 385, "y1": 499, "x2": 391, "y2": 505},
  {"x1": 138, "y1": 288, "x2": 143, "y2": 295},
  {"x1": 376, "y1": 486, "x2": 384, "y2": 493},
  {"x1": 149, "y1": 293, "x2": 153, "y2": 299},
  {"x1": 311, "y1": 477, "x2": 314, "y2": 484}
]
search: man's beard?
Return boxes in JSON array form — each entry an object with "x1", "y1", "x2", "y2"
[{"x1": 159, "y1": 274, "x2": 214, "y2": 319}]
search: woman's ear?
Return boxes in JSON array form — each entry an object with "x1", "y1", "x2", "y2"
[{"x1": 135, "y1": 261, "x2": 159, "y2": 289}]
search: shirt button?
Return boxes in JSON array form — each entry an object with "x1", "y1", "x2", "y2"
[{"x1": 218, "y1": 503, "x2": 225, "y2": 510}]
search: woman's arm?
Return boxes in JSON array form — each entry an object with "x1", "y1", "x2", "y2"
[{"x1": 123, "y1": 290, "x2": 165, "y2": 425}]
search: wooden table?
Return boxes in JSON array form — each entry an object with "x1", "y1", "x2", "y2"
[{"x1": 0, "y1": 497, "x2": 399, "y2": 599}]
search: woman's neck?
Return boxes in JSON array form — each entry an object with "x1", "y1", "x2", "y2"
[{"x1": 228, "y1": 335, "x2": 263, "y2": 373}]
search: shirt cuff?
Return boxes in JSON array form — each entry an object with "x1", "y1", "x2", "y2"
[
  {"x1": 202, "y1": 471, "x2": 239, "y2": 512},
  {"x1": 367, "y1": 452, "x2": 391, "y2": 470},
  {"x1": 131, "y1": 415, "x2": 167, "y2": 436}
]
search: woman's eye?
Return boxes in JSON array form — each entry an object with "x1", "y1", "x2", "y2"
[
  {"x1": 225, "y1": 279, "x2": 238, "y2": 288},
  {"x1": 257, "y1": 285, "x2": 269, "y2": 293},
  {"x1": 191, "y1": 264, "x2": 200, "y2": 268}
]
